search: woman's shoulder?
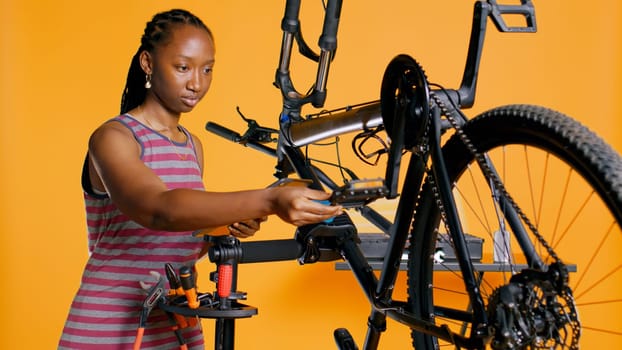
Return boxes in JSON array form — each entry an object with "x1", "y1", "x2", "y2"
[{"x1": 89, "y1": 115, "x2": 137, "y2": 147}]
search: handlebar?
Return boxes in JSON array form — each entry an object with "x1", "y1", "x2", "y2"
[
  {"x1": 205, "y1": 121, "x2": 242, "y2": 143},
  {"x1": 206, "y1": 121, "x2": 277, "y2": 157}
]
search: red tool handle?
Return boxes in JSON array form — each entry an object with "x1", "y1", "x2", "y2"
[{"x1": 217, "y1": 264, "x2": 233, "y2": 298}]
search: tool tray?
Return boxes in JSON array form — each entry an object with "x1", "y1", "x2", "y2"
[{"x1": 160, "y1": 300, "x2": 257, "y2": 319}]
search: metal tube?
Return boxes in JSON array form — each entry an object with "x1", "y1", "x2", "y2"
[
  {"x1": 287, "y1": 102, "x2": 383, "y2": 146},
  {"x1": 314, "y1": 50, "x2": 332, "y2": 93},
  {"x1": 278, "y1": 32, "x2": 295, "y2": 74}
]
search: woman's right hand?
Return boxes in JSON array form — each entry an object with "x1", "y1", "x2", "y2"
[{"x1": 270, "y1": 186, "x2": 342, "y2": 226}]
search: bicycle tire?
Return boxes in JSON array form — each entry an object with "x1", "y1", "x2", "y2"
[{"x1": 407, "y1": 104, "x2": 622, "y2": 349}]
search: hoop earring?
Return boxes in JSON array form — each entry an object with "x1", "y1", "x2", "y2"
[{"x1": 145, "y1": 74, "x2": 152, "y2": 89}]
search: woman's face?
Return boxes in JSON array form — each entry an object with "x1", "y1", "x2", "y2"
[{"x1": 146, "y1": 24, "x2": 215, "y2": 114}]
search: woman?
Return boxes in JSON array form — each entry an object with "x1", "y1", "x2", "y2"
[{"x1": 59, "y1": 9, "x2": 341, "y2": 349}]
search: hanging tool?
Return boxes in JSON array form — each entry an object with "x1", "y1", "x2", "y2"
[
  {"x1": 135, "y1": 271, "x2": 188, "y2": 350},
  {"x1": 134, "y1": 271, "x2": 166, "y2": 350},
  {"x1": 179, "y1": 266, "x2": 200, "y2": 309},
  {"x1": 164, "y1": 263, "x2": 190, "y2": 329},
  {"x1": 165, "y1": 263, "x2": 185, "y2": 297}
]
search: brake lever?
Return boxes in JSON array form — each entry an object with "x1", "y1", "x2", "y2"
[{"x1": 236, "y1": 106, "x2": 278, "y2": 143}]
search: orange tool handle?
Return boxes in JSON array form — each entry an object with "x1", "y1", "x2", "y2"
[
  {"x1": 179, "y1": 266, "x2": 200, "y2": 309},
  {"x1": 133, "y1": 327, "x2": 144, "y2": 350},
  {"x1": 173, "y1": 313, "x2": 189, "y2": 328}
]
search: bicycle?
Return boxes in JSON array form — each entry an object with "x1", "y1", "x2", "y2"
[{"x1": 154, "y1": 1, "x2": 622, "y2": 349}]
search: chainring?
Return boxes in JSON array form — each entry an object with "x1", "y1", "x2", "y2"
[{"x1": 380, "y1": 54, "x2": 430, "y2": 149}]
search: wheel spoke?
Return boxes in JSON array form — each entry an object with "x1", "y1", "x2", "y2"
[
  {"x1": 408, "y1": 106, "x2": 622, "y2": 349},
  {"x1": 572, "y1": 221, "x2": 616, "y2": 296},
  {"x1": 575, "y1": 264, "x2": 622, "y2": 301},
  {"x1": 550, "y1": 167, "x2": 573, "y2": 248}
]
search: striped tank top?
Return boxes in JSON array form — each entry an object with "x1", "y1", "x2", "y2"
[{"x1": 59, "y1": 114, "x2": 206, "y2": 349}]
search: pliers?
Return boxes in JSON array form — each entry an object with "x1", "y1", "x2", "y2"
[{"x1": 134, "y1": 271, "x2": 188, "y2": 350}]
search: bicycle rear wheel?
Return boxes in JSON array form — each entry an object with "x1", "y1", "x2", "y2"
[{"x1": 408, "y1": 104, "x2": 622, "y2": 349}]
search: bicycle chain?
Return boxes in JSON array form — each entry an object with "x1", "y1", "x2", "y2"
[
  {"x1": 389, "y1": 57, "x2": 579, "y2": 347},
  {"x1": 427, "y1": 92, "x2": 580, "y2": 348},
  {"x1": 429, "y1": 91, "x2": 561, "y2": 264}
]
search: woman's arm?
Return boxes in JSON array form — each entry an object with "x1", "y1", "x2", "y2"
[{"x1": 87, "y1": 122, "x2": 342, "y2": 231}]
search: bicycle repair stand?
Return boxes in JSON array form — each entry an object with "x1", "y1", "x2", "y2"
[
  {"x1": 159, "y1": 235, "x2": 258, "y2": 350},
  {"x1": 160, "y1": 215, "x2": 363, "y2": 350}
]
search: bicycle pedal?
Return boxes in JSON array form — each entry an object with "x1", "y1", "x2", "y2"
[
  {"x1": 334, "y1": 328, "x2": 358, "y2": 350},
  {"x1": 330, "y1": 178, "x2": 388, "y2": 208}
]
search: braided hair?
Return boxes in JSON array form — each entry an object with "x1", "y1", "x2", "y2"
[{"x1": 120, "y1": 9, "x2": 213, "y2": 114}]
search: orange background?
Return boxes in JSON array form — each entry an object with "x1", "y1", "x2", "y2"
[{"x1": 1, "y1": 1, "x2": 620, "y2": 349}]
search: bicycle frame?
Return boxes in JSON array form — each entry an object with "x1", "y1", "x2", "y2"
[{"x1": 203, "y1": 1, "x2": 539, "y2": 349}]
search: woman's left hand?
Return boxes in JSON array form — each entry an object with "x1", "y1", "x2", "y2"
[{"x1": 228, "y1": 217, "x2": 267, "y2": 238}]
